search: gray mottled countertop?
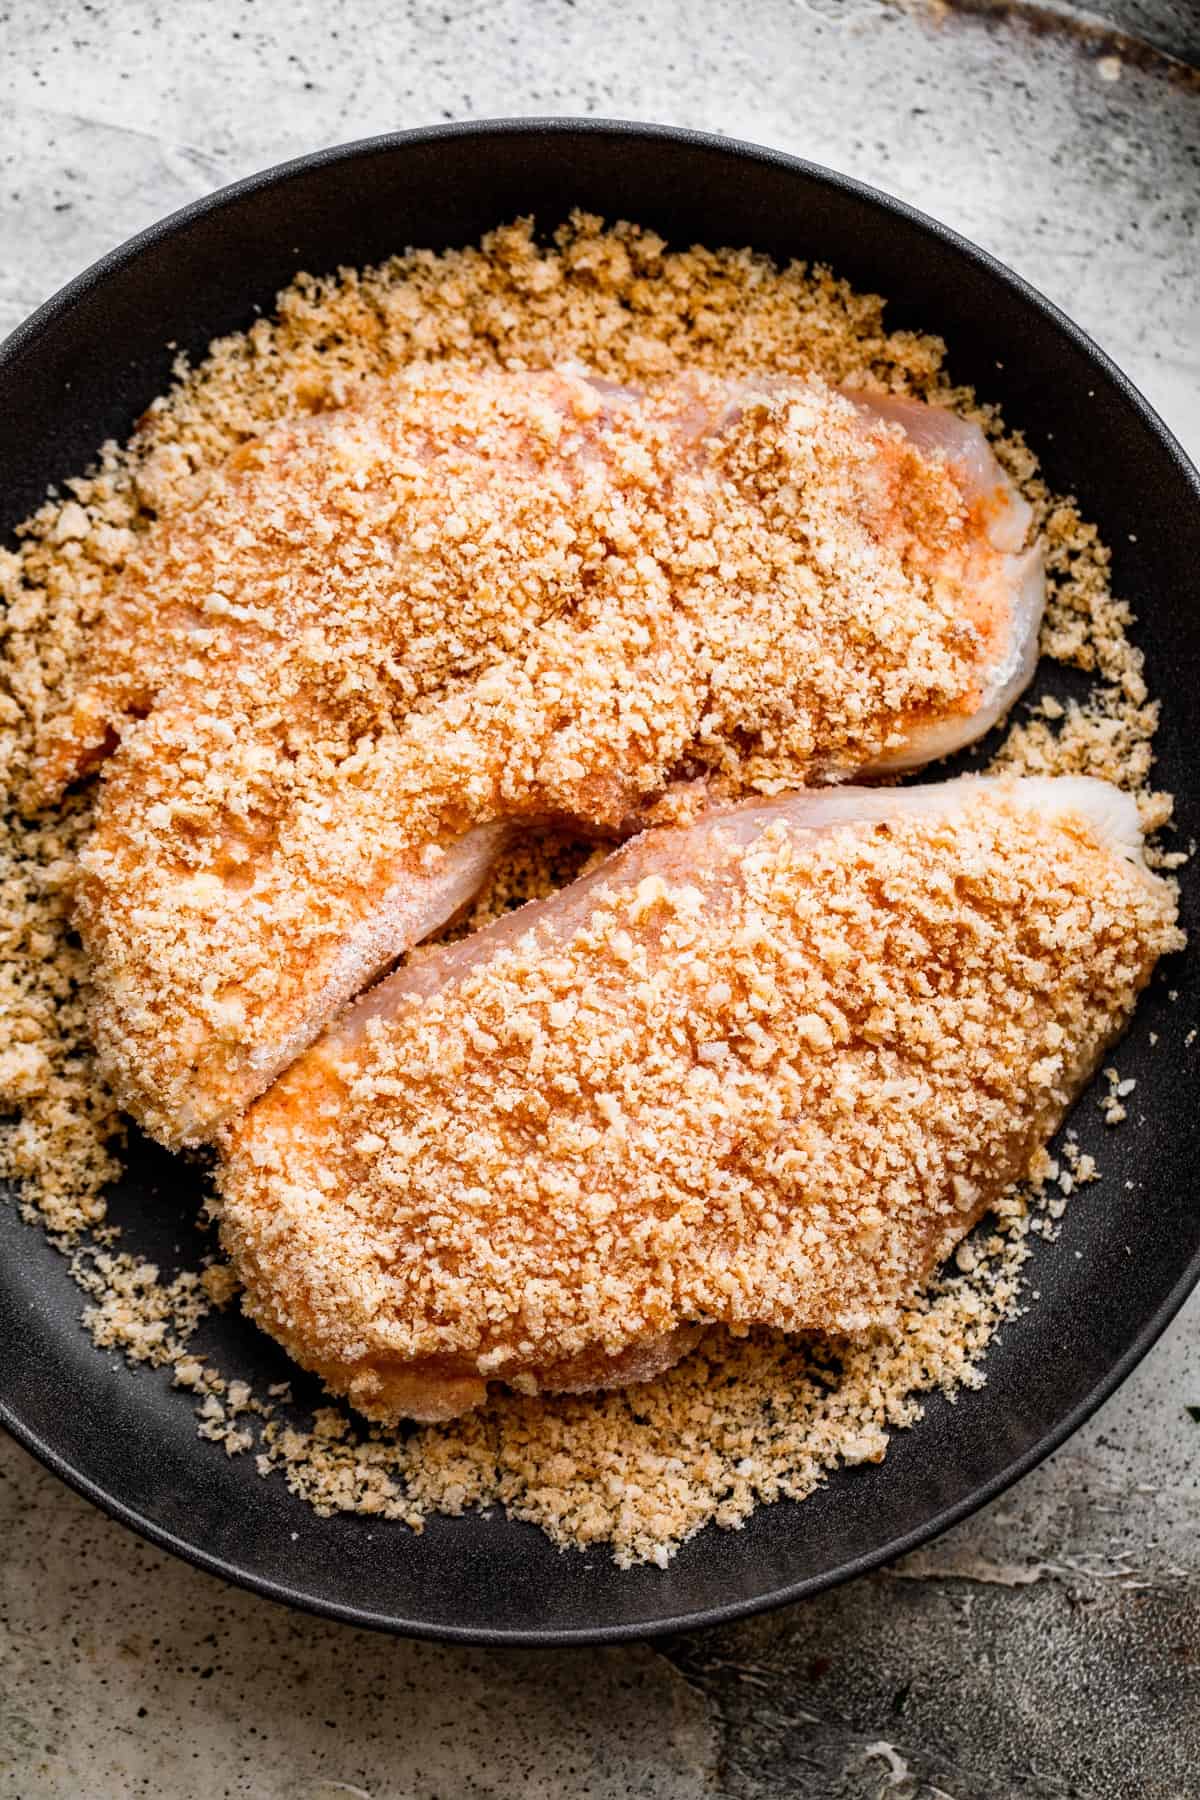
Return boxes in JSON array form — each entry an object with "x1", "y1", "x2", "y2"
[{"x1": 1, "y1": 4, "x2": 1197, "y2": 1796}]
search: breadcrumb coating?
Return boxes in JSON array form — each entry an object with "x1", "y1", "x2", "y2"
[{"x1": 219, "y1": 779, "x2": 1180, "y2": 1424}]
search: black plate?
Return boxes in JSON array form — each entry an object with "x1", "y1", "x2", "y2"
[{"x1": 2, "y1": 120, "x2": 1198, "y2": 1646}]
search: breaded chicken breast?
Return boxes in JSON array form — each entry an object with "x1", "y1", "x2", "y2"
[
  {"x1": 62, "y1": 366, "x2": 1042, "y2": 1144},
  {"x1": 217, "y1": 776, "x2": 1180, "y2": 1424}
]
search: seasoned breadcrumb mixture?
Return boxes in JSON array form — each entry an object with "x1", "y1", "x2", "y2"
[
  {"x1": 0, "y1": 797, "x2": 122, "y2": 1239},
  {"x1": 0, "y1": 215, "x2": 1181, "y2": 1565}
]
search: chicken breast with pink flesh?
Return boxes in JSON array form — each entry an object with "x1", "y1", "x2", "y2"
[
  {"x1": 65, "y1": 366, "x2": 1043, "y2": 1146},
  {"x1": 844, "y1": 392, "x2": 1042, "y2": 770},
  {"x1": 216, "y1": 776, "x2": 1179, "y2": 1426}
]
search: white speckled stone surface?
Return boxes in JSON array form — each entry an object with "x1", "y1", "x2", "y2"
[{"x1": 1, "y1": 4, "x2": 1197, "y2": 1796}]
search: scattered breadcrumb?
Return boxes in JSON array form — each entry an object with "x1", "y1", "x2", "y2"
[
  {"x1": 261, "y1": 1274, "x2": 1019, "y2": 1567},
  {"x1": 0, "y1": 214, "x2": 1186, "y2": 1564},
  {"x1": 0, "y1": 796, "x2": 123, "y2": 1239},
  {"x1": 1101, "y1": 1066, "x2": 1131, "y2": 1126},
  {"x1": 71, "y1": 1248, "x2": 209, "y2": 1366}
]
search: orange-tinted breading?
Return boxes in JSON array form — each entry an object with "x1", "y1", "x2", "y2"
[
  {"x1": 218, "y1": 778, "x2": 1181, "y2": 1425},
  {"x1": 71, "y1": 367, "x2": 1038, "y2": 1147}
]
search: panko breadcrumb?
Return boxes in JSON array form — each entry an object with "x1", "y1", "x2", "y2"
[{"x1": 0, "y1": 214, "x2": 1183, "y2": 1564}]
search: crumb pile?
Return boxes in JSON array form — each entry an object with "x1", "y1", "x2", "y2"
[
  {"x1": 0, "y1": 795, "x2": 121, "y2": 1240},
  {"x1": 0, "y1": 215, "x2": 1180, "y2": 1565}
]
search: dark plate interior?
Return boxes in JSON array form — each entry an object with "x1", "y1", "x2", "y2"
[{"x1": 1, "y1": 121, "x2": 1198, "y2": 1645}]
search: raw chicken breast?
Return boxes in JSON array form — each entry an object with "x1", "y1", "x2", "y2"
[
  {"x1": 845, "y1": 391, "x2": 1043, "y2": 770},
  {"x1": 216, "y1": 776, "x2": 1179, "y2": 1425}
]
